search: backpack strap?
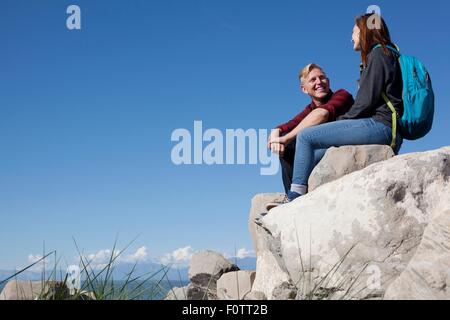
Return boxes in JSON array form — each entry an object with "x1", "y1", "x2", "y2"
[
  {"x1": 374, "y1": 44, "x2": 401, "y2": 55},
  {"x1": 386, "y1": 44, "x2": 401, "y2": 55},
  {"x1": 374, "y1": 44, "x2": 400, "y2": 150},
  {"x1": 381, "y1": 92, "x2": 397, "y2": 149}
]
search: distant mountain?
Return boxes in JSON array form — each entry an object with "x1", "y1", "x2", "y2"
[
  {"x1": 111, "y1": 262, "x2": 189, "y2": 282},
  {"x1": 233, "y1": 257, "x2": 257, "y2": 270},
  {"x1": 0, "y1": 257, "x2": 256, "y2": 283},
  {"x1": 0, "y1": 264, "x2": 183, "y2": 283},
  {"x1": 0, "y1": 270, "x2": 47, "y2": 282}
]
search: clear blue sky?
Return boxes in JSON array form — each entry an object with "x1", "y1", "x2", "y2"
[{"x1": 1, "y1": 0, "x2": 449, "y2": 269}]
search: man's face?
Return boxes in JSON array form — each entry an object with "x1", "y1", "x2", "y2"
[{"x1": 301, "y1": 68, "x2": 330, "y2": 101}]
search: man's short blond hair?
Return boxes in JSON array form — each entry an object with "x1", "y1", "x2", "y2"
[{"x1": 299, "y1": 63, "x2": 325, "y2": 85}]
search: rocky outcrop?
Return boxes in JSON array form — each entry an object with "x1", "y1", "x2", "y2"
[
  {"x1": 248, "y1": 193, "x2": 298, "y2": 300},
  {"x1": 165, "y1": 250, "x2": 240, "y2": 300},
  {"x1": 308, "y1": 145, "x2": 394, "y2": 191},
  {"x1": 250, "y1": 146, "x2": 450, "y2": 300},
  {"x1": 243, "y1": 290, "x2": 267, "y2": 300},
  {"x1": 164, "y1": 286, "x2": 188, "y2": 300},
  {"x1": 217, "y1": 270, "x2": 256, "y2": 300},
  {"x1": 384, "y1": 211, "x2": 450, "y2": 299},
  {"x1": 189, "y1": 251, "x2": 239, "y2": 295},
  {"x1": 0, "y1": 280, "x2": 70, "y2": 300}
]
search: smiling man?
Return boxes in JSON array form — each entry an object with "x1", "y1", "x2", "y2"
[{"x1": 268, "y1": 63, "x2": 354, "y2": 196}]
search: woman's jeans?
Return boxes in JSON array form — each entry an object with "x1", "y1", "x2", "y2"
[
  {"x1": 280, "y1": 141, "x2": 326, "y2": 194},
  {"x1": 291, "y1": 118, "x2": 403, "y2": 188}
]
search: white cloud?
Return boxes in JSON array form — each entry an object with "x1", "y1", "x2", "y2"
[
  {"x1": 28, "y1": 254, "x2": 43, "y2": 264},
  {"x1": 223, "y1": 248, "x2": 255, "y2": 259},
  {"x1": 236, "y1": 248, "x2": 254, "y2": 259},
  {"x1": 160, "y1": 246, "x2": 194, "y2": 266},
  {"x1": 88, "y1": 249, "x2": 119, "y2": 264},
  {"x1": 27, "y1": 254, "x2": 44, "y2": 272},
  {"x1": 82, "y1": 246, "x2": 149, "y2": 269},
  {"x1": 120, "y1": 246, "x2": 149, "y2": 263},
  {"x1": 25, "y1": 254, "x2": 56, "y2": 272},
  {"x1": 21, "y1": 246, "x2": 150, "y2": 273}
]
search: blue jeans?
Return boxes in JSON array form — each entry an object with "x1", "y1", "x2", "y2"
[
  {"x1": 292, "y1": 118, "x2": 403, "y2": 187},
  {"x1": 280, "y1": 140, "x2": 327, "y2": 194}
]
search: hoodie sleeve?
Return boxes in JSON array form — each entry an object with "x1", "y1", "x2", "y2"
[{"x1": 338, "y1": 48, "x2": 391, "y2": 120}]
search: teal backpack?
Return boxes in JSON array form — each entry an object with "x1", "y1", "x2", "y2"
[{"x1": 375, "y1": 44, "x2": 435, "y2": 147}]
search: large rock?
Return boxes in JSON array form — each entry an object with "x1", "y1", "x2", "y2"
[
  {"x1": 384, "y1": 211, "x2": 450, "y2": 300},
  {"x1": 164, "y1": 283, "x2": 218, "y2": 300},
  {"x1": 164, "y1": 286, "x2": 188, "y2": 300},
  {"x1": 0, "y1": 280, "x2": 69, "y2": 300},
  {"x1": 243, "y1": 290, "x2": 267, "y2": 300},
  {"x1": 252, "y1": 146, "x2": 450, "y2": 300},
  {"x1": 308, "y1": 145, "x2": 394, "y2": 191},
  {"x1": 217, "y1": 270, "x2": 256, "y2": 300},
  {"x1": 248, "y1": 193, "x2": 298, "y2": 300},
  {"x1": 188, "y1": 250, "x2": 239, "y2": 297},
  {"x1": 185, "y1": 283, "x2": 217, "y2": 300}
]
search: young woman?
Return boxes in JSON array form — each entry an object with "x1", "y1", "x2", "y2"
[{"x1": 273, "y1": 13, "x2": 404, "y2": 202}]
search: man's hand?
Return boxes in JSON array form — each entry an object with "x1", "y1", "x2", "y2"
[
  {"x1": 268, "y1": 129, "x2": 286, "y2": 157},
  {"x1": 269, "y1": 136, "x2": 288, "y2": 145},
  {"x1": 267, "y1": 128, "x2": 281, "y2": 149},
  {"x1": 270, "y1": 142, "x2": 285, "y2": 157}
]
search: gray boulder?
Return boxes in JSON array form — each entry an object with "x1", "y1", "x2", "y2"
[
  {"x1": 308, "y1": 145, "x2": 394, "y2": 191},
  {"x1": 243, "y1": 290, "x2": 267, "y2": 300},
  {"x1": 217, "y1": 270, "x2": 256, "y2": 300},
  {"x1": 251, "y1": 146, "x2": 450, "y2": 300},
  {"x1": 248, "y1": 193, "x2": 298, "y2": 300},
  {"x1": 0, "y1": 280, "x2": 69, "y2": 300},
  {"x1": 164, "y1": 284, "x2": 217, "y2": 300},
  {"x1": 188, "y1": 250, "x2": 239, "y2": 299},
  {"x1": 384, "y1": 210, "x2": 450, "y2": 300},
  {"x1": 164, "y1": 286, "x2": 188, "y2": 300}
]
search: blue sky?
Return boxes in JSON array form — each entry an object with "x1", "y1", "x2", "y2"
[{"x1": 1, "y1": 0, "x2": 449, "y2": 270}]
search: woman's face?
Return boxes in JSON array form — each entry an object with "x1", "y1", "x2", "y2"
[{"x1": 352, "y1": 24, "x2": 361, "y2": 51}]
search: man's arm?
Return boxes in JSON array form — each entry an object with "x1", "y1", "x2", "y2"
[
  {"x1": 275, "y1": 105, "x2": 315, "y2": 134},
  {"x1": 269, "y1": 89, "x2": 353, "y2": 154},
  {"x1": 276, "y1": 108, "x2": 330, "y2": 145},
  {"x1": 268, "y1": 104, "x2": 314, "y2": 155},
  {"x1": 276, "y1": 89, "x2": 354, "y2": 144},
  {"x1": 317, "y1": 89, "x2": 355, "y2": 121}
]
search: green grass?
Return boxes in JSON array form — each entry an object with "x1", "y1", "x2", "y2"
[
  {"x1": 0, "y1": 237, "x2": 173, "y2": 300},
  {"x1": 292, "y1": 223, "x2": 380, "y2": 300}
]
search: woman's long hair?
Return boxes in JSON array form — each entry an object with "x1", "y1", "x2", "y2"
[{"x1": 356, "y1": 13, "x2": 394, "y2": 66}]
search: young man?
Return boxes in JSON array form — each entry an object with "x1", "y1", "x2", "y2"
[{"x1": 268, "y1": 64, "x2": 354, "y2": 196}]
